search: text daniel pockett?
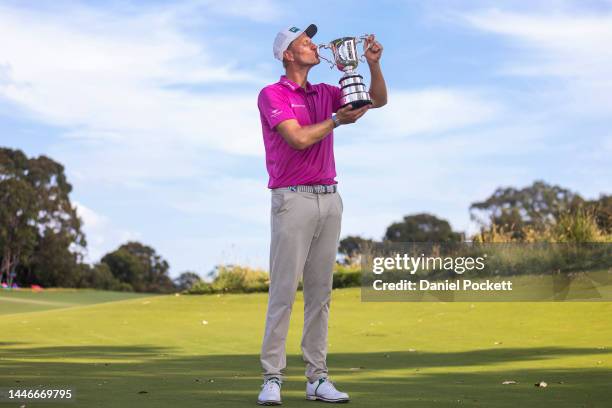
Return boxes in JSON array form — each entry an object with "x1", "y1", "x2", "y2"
[
  {"x1": 372, "y1": 279, "x2": 513, "y2": 291},
  {"x1": 370, "y1": 254, "x2": 513, "y2": 292}
]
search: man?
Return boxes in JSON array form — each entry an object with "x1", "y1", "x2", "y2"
[{"x1": 257, "y1": 23, "x2": 386, "y2": 405}]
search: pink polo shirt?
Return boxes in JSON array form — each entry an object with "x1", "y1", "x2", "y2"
[{"x1": 258, "y1": 75, "x2": 342, "y2": 189}]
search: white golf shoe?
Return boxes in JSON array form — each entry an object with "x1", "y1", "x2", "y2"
[
  {"x1": 306, "y1": 377, "x2": 350, "y2": 403},
  {"x1": 257, "y1": 377, "x2": 282, "y2": 405}
]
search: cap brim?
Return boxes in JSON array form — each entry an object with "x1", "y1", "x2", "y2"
[{"x1": 304, "y1": 24, "x2": 317, "y2": 38}]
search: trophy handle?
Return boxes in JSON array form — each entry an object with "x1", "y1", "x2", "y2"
[
  {"x1": 317, "y1": 43, "x2": 335, "y2": 69},
  {"x1": 357, "y1": 34, "x2": 373, "y2": 63}
]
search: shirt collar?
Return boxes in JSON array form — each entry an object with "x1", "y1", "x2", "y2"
[{"x1": 279, "y1": 75, "x2": 317, "y2": 94}]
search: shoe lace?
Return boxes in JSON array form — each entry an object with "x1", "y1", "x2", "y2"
[
  {"x1": 316, "y1": 377, "x2": 337, "y2": 393},
  {"x1": 325, "y1": 378, "x2": 337, "y2": 390},
  {"x1": 262, "y1": 377, "x2": 281, "y2": 390}
]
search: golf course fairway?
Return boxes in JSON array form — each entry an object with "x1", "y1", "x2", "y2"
[{"x1": 1, "y1": 288, "x2": 611, "y2": 407}]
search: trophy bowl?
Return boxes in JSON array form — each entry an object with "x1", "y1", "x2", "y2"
[{"x1": 318, "y1": 35, "x2": 373, "y2": 109}]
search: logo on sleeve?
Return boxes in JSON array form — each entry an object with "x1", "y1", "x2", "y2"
[{"x1": 270, "y1": 108, "x2": 282, "y2": 118}]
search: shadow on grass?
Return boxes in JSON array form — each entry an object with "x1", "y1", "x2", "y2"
[{"x1": 1, "y1": 345, "x2": 610, "y2": 408}]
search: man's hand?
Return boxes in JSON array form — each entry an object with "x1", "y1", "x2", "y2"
[
  {"x1": 336, "y1": 104, "x2": 369, "y2": 125},
  {"x1": 275, "y1": 103, "x2": 369, "y2": 151},
  {"x1": 364, "y1": 34, "x2": 383, "y2": 65}
]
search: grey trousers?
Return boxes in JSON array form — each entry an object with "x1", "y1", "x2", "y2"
[{"x1": 260, "y1": 188, "x2": 343, "y2": 382}]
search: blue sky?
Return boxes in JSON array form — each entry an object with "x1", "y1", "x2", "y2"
[{"x1": 1, "y1": 0, "x2": 611, "y2": 278}]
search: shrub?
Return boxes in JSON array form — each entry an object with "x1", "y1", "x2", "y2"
[
  {"x1": 473, "y1": 208, "x2": 612, "y2": 243},
  {"x1": 333, "y1": 263, "x2": 361, "y2": 289},
  {"x1": 187, "y1": 280, "x2": 215, "y2": 294},
  {"x1": 115, "y1": 282, "x2": 135, "y2": 292},
  {"x1": 185, "y1": 265, "x2": 269, "y2": 294},
  {"x1": 554, "y1": 208, "x2": 611, "y2": 243},
  {"x1": 185, "y1": 263, "x2": 365, "y2": 295},
  {"x1": 212, "y1": 265, "x2": 269, "y2": 293}
]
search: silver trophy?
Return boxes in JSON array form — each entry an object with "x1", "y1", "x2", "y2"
[{"x1": 318, "y1": 35, "x2": 373, "y2": 109}]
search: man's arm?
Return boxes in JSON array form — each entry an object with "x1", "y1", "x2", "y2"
[
  {"x1": 276, "y1": 118, "x2": 334, "y2": 150},
  {"x1": 368, "y1": 62, "x2": 387, "y2": 108},
  {"x1": 364, "y1": 35, "x2": 387, "y2": 108},
  {"x1": 277, "y1": 105, "x2": 369, "y2": 150}
]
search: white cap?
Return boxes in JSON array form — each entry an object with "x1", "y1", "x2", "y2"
[{"x1": 273, "y1": 24, "x2": 318, "y2": 61}]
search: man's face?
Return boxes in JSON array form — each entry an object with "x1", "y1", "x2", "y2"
[{"x1": 285, "y1": 33, "x2": 320, "y2": 67}]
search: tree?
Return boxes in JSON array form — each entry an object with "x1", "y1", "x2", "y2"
[
  {"x1": 174, "y1": 271, "x2": 202, "y2": 291},
  {"x1": 27, "y1": 229, "x2": 82, "y2": 287},
  {"x1": 77, "y1": 262, "x2": 132, "y2": 291},
  {"x1": 101, "y1": 241, "x2": 175, "y2": 293},
  {"x1": 0, "y1": 148, "x2": 86, "y2": 286},
  {"x1": 585, "y1": 194, "x2": 612, "y2": 234},
  {"x1": 338, "y1": 235, "x2": 373, "y2": 265},
  {"x1": 101, "y1": 247, "x2": 146, "y2": 291},
  {"x1": 470, "y1": 180, "x2": 582, "y2": 238},
  {"x1": 385, "y1": 213, "x2": 462, "y2": 242},
  {"x1": 0, "y1": 178, "x2": 37, "y2": 286}
]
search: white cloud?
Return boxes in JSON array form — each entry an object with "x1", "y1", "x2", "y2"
[
  {"x1": 0, "y1": 2, "x2": 267, "y2": 172},
  {"x1": 0, "y1": 2, "x2": 507, "y2": 191},
  {"x1": 460, "y1": 8, "x2": 612, "y2": 116},
  {"x1": 334, "y1": 118, "x2": 552, "y2": 240},
  {"x1": 357, "y1": 88, "x2": 503, "y2": 138},
  {"x1": 74, "y1": 201, "x2": 141, "y2": 262}
]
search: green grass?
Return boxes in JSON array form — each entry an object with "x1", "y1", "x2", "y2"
[
  {"x1": 0, "y1": 287, "x2": 611, "y2": 407},
  {"x1": 0, "y1": 288, "x2": 152, "y2": 315}
]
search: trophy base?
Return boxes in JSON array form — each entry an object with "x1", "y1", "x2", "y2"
[
  {"x1": 339, "y1": 73, "x2": 372, "y2": 109},
  {"x1": 341, "y1": 99, "x2": 373, "y2": 109}
]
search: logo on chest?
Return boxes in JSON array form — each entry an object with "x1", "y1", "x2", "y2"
[{"x1": 291, "y1": 103, "x2": 306, "y2": 108}]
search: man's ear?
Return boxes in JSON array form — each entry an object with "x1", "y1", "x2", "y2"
[{"x1": 283, "y1": 49, "x2": 294, "y2": 63}]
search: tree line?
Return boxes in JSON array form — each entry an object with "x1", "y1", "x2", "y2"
[
  {"x1": 339, "y1": 181, "x2": 611, "y2": 264},
  {"x1": 0, "y1": 148, "x2": 176, "y2": 292},
  {"x1": 1, "y1": 147, "x2": 610, "y2": 292}
]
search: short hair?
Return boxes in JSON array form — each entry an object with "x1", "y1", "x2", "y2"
[{"x1": 282, "y1": 39, "x2": 298, "y2": 68}]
